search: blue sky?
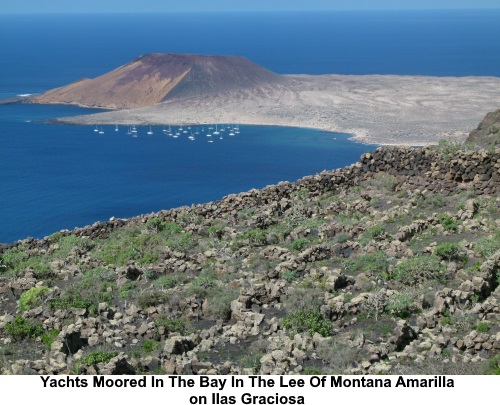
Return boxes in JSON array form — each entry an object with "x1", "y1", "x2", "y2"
[{"x1": 1, "y1": 0, "x2": 499, "y2": 13}]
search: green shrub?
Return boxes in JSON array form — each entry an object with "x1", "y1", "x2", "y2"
[
  {"x1": 79, "y1": 350, "x2": 118, "y2": 366},
  {"x1": 154, "y1": 274, "x2": 186, "y2": 289},
  {"x1": 435, "y1": 140, "x2": 478, "y2": 157},
  {"x1": 155, "y1": 316, "x2": 190, "y2": 335},
  {"x1": 436, "y1": 213, "x2": 458, "y2": 232},
  {"x1": 4, "y1": 316, "x2": 43, "y2": 341},
  {"x1": 282, "y1": 308, "x2": 332, "y2": 337},
  {"x1": 240, "y1": 353, "x2": 263, "y2": 372},
  {"x1": 0, "y1": 247, "x2": 27, "y2": 273},
  {"x1": 465, "y1": 262, "x2": 482, "y2": 273},
  {"x1": 165, "y1": 231, "x2": 196, "y2": 252},
  {"x1": 359, "y1": 225, "x2": 387, "y2": 245},
  {"x1": 481, "y1": 355, "x2": 500, "y2": 375},
  {"x1": 142, "y1": 340, "x2": 162, "y2": 352},
  {"x1": 371, "y1": 173, "x2": 398, "y2": 192},
  {"x1": 206, "y1": 287, "x2": 239, "y2": 320},
  {"x1": 118, "y1": 282, "x2": 136, "y2": 299},
  {"x1": 335, "y1": 233, "x2": 350, "y2": 243},
  {"x1": 48, "y1": 287, "x2": 100, "y2": 315},
  {"x1": 136, "y1": 290, "x2": 169, "y2": 309},
  {"x1": 303, "y1": 366, "x2": 322, "y2": 375},
  {"x1": 385, "y1": 294, "x2": 417, "y2": 319},
  {"x1": 283, "y1": 271, "x2": 300, "y2": 283},
  {"x1": 291, "y1": 238, "x2": 309, "y2": 251},
  {"x1": 475, "y1": 234, "x2": 500, "y2": 259},
  {"x1": 18, "y1": 286, "x2": 50, "y2": 312},
  {"x1": 146, "y1": 218, "x2": 166, "y2": 233},
  {"x1": 94, "y1": 227, "x2": 161, "y2": 266},
  {"x1": 475, "y1": 321, "x2": 490, "y2": 333},
  {"x1": 239, "y1": 228, "x2": 267, "y2": 245},
  {"x1": 434, "y1": 243, "x2": 467, "y2": 263},
  {"x1": 391, "y1": 255, "x2": 445, "y2": 286},
  {"x1": 486, "y1": 124, "x2": 499, "y2": 134},
  {"x1": 54, "y1": 235, "x2": 94, "y2": 258},
  {"x1": 416, "y1": 193, "x2": 445, "y2": 209},
  {"x1": 78, "y1": 267, "x2": 115, "y2": 289},
  {"x1": 346, "y1": 252, "x2": 389, "y2": 277},
  {"x1": 41, "y1": 329, "x2": 60, "y2": 350},
  {"x1": 282, "y1": 287, "x2": 323, "y2": 312}
]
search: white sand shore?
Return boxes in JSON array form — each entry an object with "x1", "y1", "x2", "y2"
[{"x1": 56, "y1": 74, "x2": 500, "y2": 146}]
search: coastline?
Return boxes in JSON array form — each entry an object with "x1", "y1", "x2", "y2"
[{"x1": 45, "y1": 73, "x2": 500, "y2": 147}]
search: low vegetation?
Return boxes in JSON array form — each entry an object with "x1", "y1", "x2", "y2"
[{"x1": 0, "y1": 145, "x2": 498, "y2": 375}]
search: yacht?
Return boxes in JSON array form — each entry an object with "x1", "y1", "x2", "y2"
[
  {"x1": 93, "y1": 125, "x2": 99, "y2": 132},
  {"x1": 213, "y1": 124, "x2": 220, "y2": 135},
  {"x1": 147, "y1": 126, "x2": 153, "y2": 135},
  {"x1": 98, "y1": 127, "x2": 105, "y2": 134},
  {"x1": 115, "y1": 125, "x2": 119, "y2": 132}
]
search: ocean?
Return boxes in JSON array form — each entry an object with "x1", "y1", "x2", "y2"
[{"x1": 0, "y1": 10, "x2": 498, "y2": 243}]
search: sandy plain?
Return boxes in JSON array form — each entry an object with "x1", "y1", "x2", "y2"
[{"x1": 57, "y1": 74, "x2": 500, "y2": 146}]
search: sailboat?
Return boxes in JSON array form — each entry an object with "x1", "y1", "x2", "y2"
[
  {"x1": 131, "y1": 125, "x2": 137, "y2": 135},
  {"x1": 229, "y1": 124, "x2": 235, "y2": 136},
  {"x1": 98, "y1": 127, "x2": 105, "y2": 134},
  {"x1": 93, "y1": 125, "x2": 99, "y2": 132},
  {"x1": 167, "y1": 125, "x2": 172, "y2": 134},
  {"x1": 213, "y1": 124, "x2": 220, "y2": 135},
  {"x1": 235, "y1": 125, "x2": 240, "y2": 134},
  {"x1": 115, "y1": 125, "x2": 119, "y2": 132},
  {"x1": 147, "y1": 126, "x2": 153, "y2": 135},
  {"x1": 188, "y1": 130, "x2": 195, "y2": 141}
]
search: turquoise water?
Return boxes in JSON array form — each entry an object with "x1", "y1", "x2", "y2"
[{"x1": 0, "y1": 104, "x2": 376, "y2": 243}]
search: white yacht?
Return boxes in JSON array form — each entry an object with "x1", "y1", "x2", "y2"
[
  {"x1": 147, "y1": 126, "x2": 153, "y2": 135},
  {"x1": 213, "y1": 124, "x2": 220, "y2": 135}
]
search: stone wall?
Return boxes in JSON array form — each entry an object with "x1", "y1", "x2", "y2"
[{"x1": 3, "y1": 146, "x2": 499, "y2": 252}]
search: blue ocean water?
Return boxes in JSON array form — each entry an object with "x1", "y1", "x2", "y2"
[
  {"x1": 0, "y1": 104, "x2": 373, "y2": 242},
  {"x1": 0, "y1": 10, "x2": 498, "y2": 242}
]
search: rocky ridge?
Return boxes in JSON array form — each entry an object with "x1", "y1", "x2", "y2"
[
  {"x1": 0, "y1": 143, "x2": 499, "y2": 375},
  {"x1": 466, "y1": 109, "x2": 500, "y2": 148}
]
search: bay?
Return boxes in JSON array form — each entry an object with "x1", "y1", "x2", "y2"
[{"x1": 0, "y1": 104, "x2": 376, "y2": 243}]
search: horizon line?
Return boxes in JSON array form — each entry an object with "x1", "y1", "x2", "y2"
[{"x1": 1, "y1": 8, "x2": 500, "y2": 15}]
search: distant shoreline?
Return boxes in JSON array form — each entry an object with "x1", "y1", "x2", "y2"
[
  {"x1": 43, "y1": 73, "x2": 500, "y2": 147},
  {"x1": 6, "y1": 73, "x2": 500, "y2": 146}
]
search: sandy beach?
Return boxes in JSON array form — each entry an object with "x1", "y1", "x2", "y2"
[{"x1": 56, "y1": 73, "x2": 500, "y2": 146}]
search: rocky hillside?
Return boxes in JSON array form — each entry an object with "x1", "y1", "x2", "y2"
[
  {"x1": 31, "y1": 53, "x2": 287, "y2": 109},
  {"x1": 0, "y1": 143, "x2": 499, "y2": 375},
  {"x1": 466, "y1": 109, "x2": 500, "y2": 148}
]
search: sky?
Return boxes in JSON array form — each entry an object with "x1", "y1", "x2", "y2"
[{"x1": 1, "y1": 0, "x2": 499, "y2": 13}]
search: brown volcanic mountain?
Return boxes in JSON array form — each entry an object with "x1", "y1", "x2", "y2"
[{"x1": 32, "y1": 53, "x2": 287, "y2": 109}]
